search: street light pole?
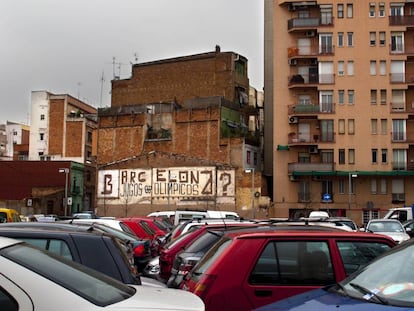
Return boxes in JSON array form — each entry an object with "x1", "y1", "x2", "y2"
[
  {"x1": 59, "y1": 168, "x2": 69, "y2": 216},
  {"x1": 245, "y1": 168, "x2": 255, "y2": 219}
]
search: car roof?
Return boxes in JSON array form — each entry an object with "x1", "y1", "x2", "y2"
[{"x1": 221, "y1": 225, "x2": 397, "y2": 240}]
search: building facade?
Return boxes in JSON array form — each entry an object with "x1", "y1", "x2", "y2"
[
  {"x1": 96, "y1": 49, "x2": 268, "y2": 218},
  {"x1": 29, "y1": 91, "x2": 98, "y2": 213},
  {"x1": 265, "y1": 0, "x2": 414, "y2": 225}
]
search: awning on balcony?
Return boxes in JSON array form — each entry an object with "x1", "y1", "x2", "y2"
[
  {"x1": 292, "y1": 170, "x2": 414, "y2": 177},
  {"x1": 277, "y1": 145, "x2": 290, "y2": 151}
]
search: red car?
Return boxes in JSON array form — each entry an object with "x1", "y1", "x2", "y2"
[
  {"x1": 181, "y1": 224, "x2": 397, "y2": 311},
  {"x1": 159, "y1": 222, "x2": 259, "y2": 282}
]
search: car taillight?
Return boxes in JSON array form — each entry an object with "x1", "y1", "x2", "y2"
[
  {"x1": 133, "y1": 244, "x2": 146, "y2": 257},
  {"x1": 193, "y1": 274, "x2": 217, "y2": 298},
  {"x1": 178, "y1": 259, "x2": 199, "y2": 275}
]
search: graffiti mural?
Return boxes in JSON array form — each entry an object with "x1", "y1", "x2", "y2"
[{"x1": 97, "y1": 167, "x2": 235, "y2": 205}]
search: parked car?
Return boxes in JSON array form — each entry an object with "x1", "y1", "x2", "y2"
[
  {"x1": 255, "y1": 237, "x2": 414, "y2": 311},
  {"x1": 0, "y1": 208, "x2": 21, "y2": 223},
  {"x1": 159, "y1": 222, "x2": 260, "y2": 282},
  {"x1": 181, "y1": 225, "x2": 396, "y2": 311},
  {"x1": 148, "y1": 209, "x2": 240, "y2": 226},
  {"x1": 402, "y1": 219, "x2": 414, "y2": 238},
  {"x1": 0, "y1": 236, "x2": 205, "y2": 310},
  {"x1": 1, "y1": 221, "x2": 153, "y2": 272},
  {"x1": 363, "y1": 218, "x2": 410, "y2": 244},
  {"x1": 0, "y1": 225, "x2": 142, "y2": 285}
]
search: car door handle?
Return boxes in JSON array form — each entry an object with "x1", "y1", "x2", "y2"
[{"x1": 254, "y1": 289, "x2": 272, "y2": 297}]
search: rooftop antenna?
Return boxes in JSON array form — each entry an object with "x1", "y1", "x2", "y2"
[
  {"x1": 111, "y1": 56, "x2": 127, "y2": 80},
  {"x1": 99, "y1": 71, "x2": 105, "y2": 107}
]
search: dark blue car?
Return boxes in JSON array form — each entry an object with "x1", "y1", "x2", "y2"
[{"x1": 255, "y1": 239, "x2": 414, "y2": 311}]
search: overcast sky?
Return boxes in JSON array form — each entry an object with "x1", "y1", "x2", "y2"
[{"x1": 0, "y1": 0, "x2": 264, "y2": 124}]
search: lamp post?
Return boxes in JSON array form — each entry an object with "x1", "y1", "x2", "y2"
[
  {"x1": 59, "y1": 168, "x2": 69, "y2": 216},
  {"x1": 348, "y1": 171, "x2": 357, "y2": 210},
  {"x1": 245, "y1": 168, "x2": 255, "y2": 219}
]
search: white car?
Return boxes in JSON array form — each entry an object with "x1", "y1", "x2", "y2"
[
  {"x1": 365, "y1": 218, "x2": 410, "y2": 244},
  {"x1": 0, "y1": 236, "x2": 204, "y2": 310}
]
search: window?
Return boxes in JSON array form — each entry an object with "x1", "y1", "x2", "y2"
[
  {"x1": 381, "y1": 149, "x2": 388, "y2": 164},
  {"x1": 369, "y1": 3, "x2": 376, "y2": 17},
  {"x1": 20, "y1": 238, "x2": 73, "y2": 260},
  {"x1": 363, "y1": 209, "x2": 380, "y2": 225},
  {"x1": 372, "y1": 149, "x2": 378, "y2": 163},
  {"x1": 249, "y1": 241, "x2": 334, "y2": 286},
  {"x1": 347, "y1": 61, "x2": 354, "y2": 75},
  {"x1": 320, "y1": 33, "x2": 334, "y2": 54},
  {"x1": 347, "y1": 32, "x2": 354, "y2": 46},
  {"x1": 246, "y1": 150, "x2": 251, "y2": 164},
  {"x1": 393, "y1": 149, "x2": 406, "y2": 170},
  {"x1": 370, "y1": 32, "x2": 376, "y2": 45},
  {"x1": 339, "y1": 119, "x2": 345, "y2": 134},
  {"x1": 337, "y1": 241, "x2": 392, "y2": 276},
  {"x1": 379, "y1": 3, "x2": 385, "y2": 17},
  {"x1": 392, "y1": 119, "x2": 406, "y2": 141},
  {"x1": 370, "y1": 61, "x2": 376, "y2": 75},
  {"x1": 381, "y1": 119, "x2": 387, "y2": 134},
  {"x1": 348, "y1": 119, "x2": 355, "y2": 134},
  {"x1": 392, "y1": 179, "x2": 405, "y2": 203},
  {"x1": 379, "y1": 60, "x2": 386, "y2": 75},
  {"x1": 39, "y1": 133, "x2": 44, "y2": 141},
  {"x1": 371, "y1": 179, "x2": 377, "y2": 194},
  {"x1": 321, "y1": 180, "x2": 333, "y2": 201},
  {"x1": 298, "y1": 181, "x2": 311, "y2": 202},
  {"x1": 40, "y1": 114, "x2": 45, "y2": 120},
  {"x1": 87, "y1": 131, "x2": 93, "y2": 143},
  {"x1": 338, "y1": 32, "x2": 344, "y2": 47},
  {"x1": 0, "y1": 287, "x2": 18, "y2": 311},
  {"x1": 337, "y1": 4, "x2": 344, "y2": 18},
  {"x1": 379, "y1": 32, "x2": 386, "y2": 45},
  {"x1": 339, "y1": 149, "x2": 345, "y2": 164},
  {"x1": 391, "y1": 32, "x2": 404, "y2": 53},
  {"x1": 380, "y1": 179, "x2": 387, "y2": 194},
  {"x1": 371, "y1": 90, "x2": 377, "y2": 104},
  {"x1": 380, "y1": 89, "x2": 387, "y2": 104},
  {"x1": 338, "y1": 179, "x2": 345, "y2": 194},
  {"x1": 338, "y1": 61, "x2": 344, "y2": 76},
  {"x1": 371, "y1": 119, "x2": 378, "y2": 134},
  {"x1": 348, "y1": 90, "x2": 354, "y2": 105},
  {"x1": 391, "y1": 89, "x2": 405, "y2": 111},
  {"x1": 348, "y1": 149, "x2": 355, "y2": 164},
  {"x1": 320, "y1": 6, "x2": 333, "y2": 25},
  {"x1": 338, "y1": 90, "x2": 345, "y2": 105},
  {"x1": 347, "y1": 4, "x2": 353, "y2": 18}
]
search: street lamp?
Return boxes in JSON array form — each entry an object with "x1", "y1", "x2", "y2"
[
  {"x1": 59, "y1": 168, "x2": 69, "y2": 216},
  {"x1": 245, "y1": 168, "x2": 255, "y2": 219},
  {"x1": 348, "y1": 171, "x2": 357, "y2": 210}
]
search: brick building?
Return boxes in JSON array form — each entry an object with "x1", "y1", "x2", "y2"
[{"x1": 96, "y1": 48, "x2": 268, "y2": 218}]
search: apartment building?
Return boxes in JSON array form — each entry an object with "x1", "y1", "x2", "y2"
[
  {"x1": 29, "y1": 91, "x2": 98, "y2": 213},
  {"x1": 265, "y1": 0, "x2": 414, "y2": 224}
]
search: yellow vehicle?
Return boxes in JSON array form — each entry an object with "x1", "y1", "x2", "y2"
[{"x1": 0, "y1": 208, "x2": 21, "y2": 223}]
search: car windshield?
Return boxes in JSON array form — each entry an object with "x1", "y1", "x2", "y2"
[
  {"x1": 368, "y1": 221, "x2": 404, "y2": 232},
  {"x1": 1, "y1": 242, "x2": 135, "y2": 306},
  {"x1": 338, "y1": 241, "x2": 414, "y2": 307}
]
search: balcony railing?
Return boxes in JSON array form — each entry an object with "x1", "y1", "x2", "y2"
[
  {"x1": 288, "y1": 103, "x2": 335, "y2": 114},
  {"x1": 288, "y1": 45, "x2": 334, "y2": 57},
  {"x1": 288, "y1": 74, "x2": 335, "y2": 86},
  {"x1": 389, "y1": 15, "x2": 414, "y2": 26},
  {"x1": 288, "y1": 132, "x2": 335, "y2": 144},
  {"x1": 288, "y1": 162, "x2": 335, "y2": 173},
  {"x1": 288, "y1": 17, "x2": 320, "y2": 30}
]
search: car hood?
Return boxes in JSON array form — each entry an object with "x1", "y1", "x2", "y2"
[
  {"x1": 379, "y1": 232, "x2": 410, "y2": 242},
  {"x1": 254, "y1": 288, "x2": 410, "y2": 311},
  {"x1": 110, "y1": 285, "x2": 204, "y2": 310}
]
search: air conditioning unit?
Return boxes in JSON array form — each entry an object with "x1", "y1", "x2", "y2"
[
  {"x1": 309, "y1": 146, "x2": 319, "y2": 154},
  {"x1": 305, "y1": 31, "x2": 316, "y2": 37},
  {"x1": 288, "y1": 59, "x2": 297, "y2": 66},
  {"x1": 288, "y1": 116, "x2": 298, "y2": 124}
]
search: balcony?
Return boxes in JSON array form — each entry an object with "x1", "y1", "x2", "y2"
[
  {"x1": 288, "y1": 162, "x2": 335, "y2": 173},
  {"x1": 288, "y1": 103, "x2": 335, "y2": 115},
  {"x1": 288, "y1": 17, "x2": 320, "y2": 30},
  {"x1": 288, "y1": 73, "x2": 335, "y2": 87},
  {"x1": 288, "y1": 132, "x2": 335, "y2": 144},
  {"x1": 288, "y1": 45, "x2": 334, "y2": 58},
  {"x1": 389, "y1": 15, "x2": 414, "y2": 27}
]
